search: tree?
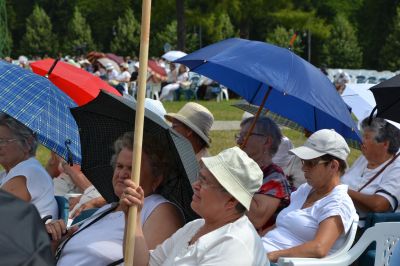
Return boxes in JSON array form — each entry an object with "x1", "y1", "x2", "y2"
[
  {"x1": 20, "y1": 5, "x2": 57, "y2": 57},
  {"x1": 109, "y1": 8, "x2": 140, "y2": 57},
  {"x1": 266, "y1": 26, "x2": 303, "y2": 55},
  {"x1": 0, "y1": 0, "x2": 12, "y2": 57},
  {"x1": 379, "y1": 6, "x2": 400, "y2": 71},
  {"x1": 321, "y1": 14, "x2": 362, "y2": 68},
  {"x1": 153, "y1": 20, "x2": 199, "y2": 54},
  {"x1": 176, "y1": 0, "x2": 185, "y2": 51},
  {"x1": 64, "y1": 7, "x2": 95, "y2": 55}
]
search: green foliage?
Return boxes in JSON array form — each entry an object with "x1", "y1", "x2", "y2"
[
  {"x1": 379, "y1": 6, "x2": 400, "y2": 71},
  {"x1": 64, "y1": 7, "x2": 95, "y2": 55},
  {"x1": 20, "y1": 5, "x2": 58, "y2": 57},
  {"x1": 153, "y1": 20, "x2": 199, "y2": 54},
  {"x1": 357, "y1": 0, "x2": 398, "y2": 69},
  {"x1": 0, "y1": 0, "x2": 12, "y2": 57},
  {"x1": 110, "y1": 8, "x2": 140, "y2": 57},
  {"x1": 201, "y1": 12, "x2": 236, "y2": 43},
  {"x1": 321, "y1": 14, "x2": 362, "y2": 68},
  {"x1": 266, "y1": 26, "x2": 304, "y2": 55}
]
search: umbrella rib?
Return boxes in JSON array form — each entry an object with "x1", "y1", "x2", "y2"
[{"x1": 249, "y1": 82, "x2": 263, "y2": 104}]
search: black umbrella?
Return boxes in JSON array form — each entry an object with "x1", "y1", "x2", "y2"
[
  {"x1": 0, "y1": 190, "x2": 55, "y2": 266},
  {"x1": 70, "y1": 91, "x2": 199, "y2": 222},
  {"x1": 370, "y1": 74, "x2": 400, "y2": 123}
]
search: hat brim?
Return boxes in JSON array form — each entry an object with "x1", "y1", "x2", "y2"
[
  {"x1": 165, "y1": 113, "x2": 210, "y2": 147},
  {"x1": 289, "y1": 146, "x2": 326, "y2": 160}
]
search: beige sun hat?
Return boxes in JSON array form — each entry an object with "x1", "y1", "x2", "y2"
[
  {"x1": 201, "y1": 147, "x2": 263, "y2": 210},
  {"x1": 165, "y1": 102, "x2": 214, "y2": 147}
]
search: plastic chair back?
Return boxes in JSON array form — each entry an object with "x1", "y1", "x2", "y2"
[
  {"x1": 71, "y1": 208, "x2": 99, "y2": 225},
  {"x1": 55, "y1": 196, "x2": 69, "y2": 224}
]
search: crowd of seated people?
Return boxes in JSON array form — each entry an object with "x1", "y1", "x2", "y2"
[{"x1": 2, "y1": 53, "x2": 400, "y2": 264}]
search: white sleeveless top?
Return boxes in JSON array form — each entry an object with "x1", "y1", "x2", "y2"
[
  {"x1": 142, "y1": 194, "x2": 170, "y2": 225},
  {"x1": 0, "y1": 157, "x2": 58, "y2": 219}
]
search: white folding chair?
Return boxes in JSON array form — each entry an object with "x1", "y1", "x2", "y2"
[{"x1": 277, "y1": 216, "x2": 359, "y2": 266}]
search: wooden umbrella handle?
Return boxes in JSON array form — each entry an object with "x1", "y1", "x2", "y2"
[{"x1": 125, "y1": 0, "x2": 152, "y2": 265}]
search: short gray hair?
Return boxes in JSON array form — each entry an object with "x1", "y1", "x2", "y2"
[
  {"x1": 361, "y1": 117, "x2": 400, "y2": 154},
  {"x1": 0, "y1": 113, "x2": 38, "y2": 156},
  {"x1": 241, "y1": 116, "x2": 283, "y2": 156}
]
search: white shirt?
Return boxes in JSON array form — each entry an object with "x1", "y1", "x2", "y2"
[
  {"x1": 58, "y1": 195, "x2": 174, "y2": 266},
  {"x1": 0, "y1": 157, "x2": 58, "y2": 219},
  {"x1": 341, "y1": 155, "x2": 400, "y2": 218},
  {"x1": 273, "y1": 136, "x2": 294, "y2": 168},
  {"x1": 115, "y1": 70, "x2": 131, "y2": 83},
  {"x1": 150, "y1": 215, "x2": 269, "y2": 266},
  {"x1": 262, "y1": 183, "x2": 357, "y2": 255}
]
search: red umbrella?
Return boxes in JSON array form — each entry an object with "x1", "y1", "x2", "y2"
[
  {"x1": 148, "y1": 60, "x2": 167, "y2": 80},
  {"x1": 30, "y1": 58, "x2": 121, "y2": 106},
  {"x1": 106, "y1": 53, "x2": 124, "y2": 65}
]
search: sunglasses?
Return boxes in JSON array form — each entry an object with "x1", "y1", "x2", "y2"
[{"x1": 301, "y1": 159, "x2": 330, "y2": 168}]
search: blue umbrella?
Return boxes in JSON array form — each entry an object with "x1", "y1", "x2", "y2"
[
  {"x1": 0, "y1": 61, "x2": 81, "y2": 164},
  {"x1": 176, "y1": 38, "x2": 361, "y2": 144}
]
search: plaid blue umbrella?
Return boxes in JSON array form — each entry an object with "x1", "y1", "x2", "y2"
[{"x1": 0, "y1": 61, "x2": 81, "y2": 164}]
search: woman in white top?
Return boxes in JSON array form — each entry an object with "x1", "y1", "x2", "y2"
[
  {"x1": 120, "y1": 147, "x2": 269, "y2": 266},
  {"x1": 46, "y1": 132, "x2": 184, "y2": 265},
  {"x1": 160, "y1": 64, "x2": 189, "y2": 101},
  {"x1": 342, "y1": 117, "x2": 400, "y2": 226},
  {"x1": 0, "y1": 113, "x2": 57, "y2": 219},
  {"x1": 262, "y1": 129, "x2": 357, "y2": 263}
]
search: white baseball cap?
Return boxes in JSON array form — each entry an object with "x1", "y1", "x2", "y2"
[
  {"x1": 201, "y1": 147, "x2": 263, "y2": 210},
  {"x1": 290, "y1": 129, "x2": 350, "y2": 161}
]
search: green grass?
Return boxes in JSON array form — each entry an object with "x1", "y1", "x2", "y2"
[
  {"x1": 163, "y1": 99, "x2": 244, "y2": 120},
  {"x1": 35, "y1": 99, "x2": 362, "y2": 167}
]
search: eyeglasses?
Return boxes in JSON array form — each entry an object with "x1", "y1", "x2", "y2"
[
  {"x1": 301, "y1": 159, "x2": 330, "y2": 168},
  {"x1": 0, "y1": 138, "x2": 17, "y2": 147},
  {"x1": 234, "y1": 132, "x2": 266, "y2": 141},
  {"x1": 197, "y1": 175, "x2": 226, "y2": 191}
]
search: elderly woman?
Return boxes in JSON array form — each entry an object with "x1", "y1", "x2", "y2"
[
  {"x1": 236, "y1": 116, "x2": 291, "y2": 232},
  {"x1": 46, "y1": 132, "x2": 184, "y2": 265},
  {"x1": 121, "y1": 147, "x2": 268, "y2": 265},
  {"x1": 342, "y1": 117, "x2": 400, "y2": 226},
  {"x1": 0, "y1": 113, "x2": 57, "y2": 219},
  {"x1": 262, "y1": 129, "x2": 357, "y2": 263}
]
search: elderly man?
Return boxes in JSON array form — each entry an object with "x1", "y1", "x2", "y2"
[
  {"x1": 120, "y1": 147, "x2": 269, "y2": 265},
  {"x1": 165, "y1": 102, "x2": 214, "y2": 161},
  {"x1": 236, "y1": 116, "x2": 291, "y2": 233},
  {"x1": 342, "y1": 117, "x2": 400, "y2": 226}
]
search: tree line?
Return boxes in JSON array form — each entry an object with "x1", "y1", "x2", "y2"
[{"x1": 1, "y1": 0, "x2": 400, "y2": 71}]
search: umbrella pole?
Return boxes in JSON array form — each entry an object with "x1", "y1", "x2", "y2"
[
  {"x1": 45, "y1": 58, "x2": 60, "y2": 78},
  {"x1": 240, "y1": 86, "x2": 272, "y2": 149},
  {"x1": 125, "y1": 0, "x2": 152, "y2": 265}
]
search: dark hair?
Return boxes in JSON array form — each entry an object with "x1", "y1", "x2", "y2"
[
  {"x1": 110, "y1": 132, "x2": 174, "y2": 192},
  {"x1": 235, "y1": 202, "x2": 247, "y2": 214},
  {"x1": 361, "y1": 117, "x2": 400, "y2": 155},
  {"x1": 319, "y1": 154, "x2": 347, "y2": 175},
  {"x1": 241, "y1": 116, "x2": 282, "y2": 156}
]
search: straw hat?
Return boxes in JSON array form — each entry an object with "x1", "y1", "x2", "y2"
[
  {"x1": 165, "y1": 102, "x2": 214, "y2": 147},
  {"x1": 201, "y1": 147, "x2": 263, "y2": 210},
  {"x1": 105, "y1": 63, "x2": 114, "y2": 71}
]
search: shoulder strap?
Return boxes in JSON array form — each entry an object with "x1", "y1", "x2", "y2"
[
  {"x1": 357, "y1": 152, "x2": 400, "y2": 192},
  {"x1": 55, "y1": 202, "x2": 119, "y2": 262},
  {"x1": 107, "y1": 258, "x2": 124, "y2": 266}
]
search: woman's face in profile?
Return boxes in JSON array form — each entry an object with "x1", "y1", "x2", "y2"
[{"x1": 0, "y1": 125, "x2": 25, "y2": 170}]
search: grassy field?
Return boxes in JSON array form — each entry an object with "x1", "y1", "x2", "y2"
[{"x1": 35, "y1": 99, "x2": 361, "y2": 167}]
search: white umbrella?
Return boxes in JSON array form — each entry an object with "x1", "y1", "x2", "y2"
[
  {"x1": 341, "y1": 83, "x2": 375, "y2": 123},
  {"x1": 162, "y1": 50, "x2": 187, "y2": 62}
]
